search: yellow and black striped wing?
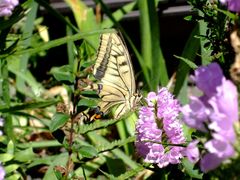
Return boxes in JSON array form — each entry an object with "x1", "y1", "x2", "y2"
[{"x1": 93, "y1": 32, "x2": 136, "y2": 118}]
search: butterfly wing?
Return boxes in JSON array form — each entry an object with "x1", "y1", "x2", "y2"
[{"x1": 93, "y1": 32, "x2": 136, "y2": 118}]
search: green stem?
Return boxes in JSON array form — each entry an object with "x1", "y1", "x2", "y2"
[{"x1": 0, "y1": 58, "x2": 14, "y2": 141}]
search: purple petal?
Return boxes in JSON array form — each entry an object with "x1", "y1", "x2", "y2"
[
  {"x1": 227, "y1": 0, "x2": 240, "y2": 12},
  {"x1": 200, "y1": 153, "x2": 223, "y2": 173},
  {"x1": 204, "y1": 137, "x2": 235, "y2": 159},
  {"x1": 181, "y1": 96, "x2": 209, "y2": 131},
  {"x1": 182, "y1": 140, "x2": 200, "y2": 163},
  {"x1": 192, "y1": 63, "x2": 223, "y2": 97},
  {"x1": 208, "y1": 79, "x2": 238, "y2": 124}
]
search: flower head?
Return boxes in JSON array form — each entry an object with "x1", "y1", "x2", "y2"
[
  {"x1": 182, "y1": 63, "x2": 238, "y2": 172},
  {"x1": 0, "y1": 0, "x2": 19, "y2": 17},
  {"x1": 220, "y1": 0, "x2": 240, "y2": 12},
  {"x1": 136, "y1": 88, "x2": 185, "y2": 168}
]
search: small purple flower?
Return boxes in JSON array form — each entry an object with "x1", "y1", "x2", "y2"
[
  {"x1": 0, "y1": 165, "x2": 5, "y2": 180},
  {"x1": 220, "y1": 0, "x2": 240, "y2": 12},
  {"x1": 0, "y1": 0, "x2": 19, "y2": 17},
  {"x1": 182, "y1": 63, "x2": 238, "y2": 172},
  {"x1": 182, "y1": 140, "x2": 200, "y2": 164},
  {"x1": 135, "y1": 88, "x2": 185, "y2": 168}
]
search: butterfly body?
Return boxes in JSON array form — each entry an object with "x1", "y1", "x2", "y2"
[{"x1": 94, "y1": 32, "x2": 141, "y2": 119}]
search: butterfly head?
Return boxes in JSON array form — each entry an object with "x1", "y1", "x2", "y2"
[{"x1": 131, "y1": 92, "x2": 142, "y2": 109}]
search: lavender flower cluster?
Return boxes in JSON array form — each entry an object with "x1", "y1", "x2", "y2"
[
  {"x1": 182, "y1": 63, "x2": 238, "y2": 172},
  {"x1": 0, "y1": 0, "x2": 18, "y2": 17},
  {"x1": 135, "y1": 63, "x2": 238, "y2": 173},
  {"x1": 220, "y1": 0, "x2": 240, "y2": 12},
  {"x1": 135, "y1": 88, "x2": 185, "y2": 168}
]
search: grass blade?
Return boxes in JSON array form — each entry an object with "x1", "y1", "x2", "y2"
[{"x1": 174, "y1": 25, "x2": 200, "y2": 103}]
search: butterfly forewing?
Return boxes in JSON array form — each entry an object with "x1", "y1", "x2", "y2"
[{"x1": 93, "y1": 32, "x2": 140, "y2": 119}]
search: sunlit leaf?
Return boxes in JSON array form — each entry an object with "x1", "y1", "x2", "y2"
[
  {"x1": 14, "y1": 148, "x2": 36, "y2": 162},
  {"x1": 7, "y1": 140, "x2": 14, "y2": 155},
  {"x1": 78, "y1": 145, "x2": 98, "y2": 158},
  {"x1": 174, "y1": 55, "x2": 198, "y2": 69},
  {"x1": 5, "y1": 173, "x2": 22, "y2": 180},
  {"x1": 50, "y1": 65, "x2": 75, "y2": 84},
  {"x1": 77, "y1": 98, "x2": 98, "y2": 107},
  {"x1": 49, "y1": 113, "x2": 70, "y2": 132},
  {"x1": 0, "y1": 153, "x2": 14, "y2": 162},
  {"x1": 0, "y1": 99, "x2": 59, "y2": 113},
  {"x1": 4, "y1": 164, "x2": 19, "y2": 174}
]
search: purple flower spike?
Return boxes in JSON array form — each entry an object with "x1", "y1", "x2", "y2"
[
  {"x1": 135, "y1": 88, "x2": 185, "y2": 168},
  {"x1": 182, "y1": 63, "x2": 238, "y2": 172},
  {"x1": 0, "y1": 0, "x2": 19, "y2": 17}
]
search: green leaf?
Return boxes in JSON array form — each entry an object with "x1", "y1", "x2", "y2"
[
  {"x1": 138, "y1": 0, "x2": 168, "y2": 89},
  {"x1": 64, "y1": 0, "x2": 100, "y2": 49},
  {"x1": 66, "y1": 22, "x2": 75, "y2": 71},
  {"x1": 101, "y1": 1, "x2": 136, "y2": 28},
  {"x1": 53, "y1": 169, "x2": 63, "y2": 179},
  {"x1": 4, "y1": 164, "x2": 19, "y2": 174},
  {"x1": 14, "y1": 148, "x2": 35, "y2": 162},
  {"x1": 0, "y1": 29, "x2": 115, "y2": 58},
  {"x1": 43, "y1": 153, "x2": 68, "y2": 180},
  {"x1": 0, "y1": 99, "x2": 59, "y2": 113},
  {"x1": 115, "y1": 166, "x2": 145, "y2": 180},
  {"x1": 78, "y1": 145, "x2": 98, "y2": 158},
  {"x1": 87, "y1": 131, "x2": 139, "y2": 169},
  {"x1": 15, "y1": 0, "x2": 38, "y2": 98},
  {"x1": 78, "y1": 118, "x2": 119, "y2": 134},
  {"x1": 116, "y1": 120, "x2": 130, "y2": 155},
  {"x1": 214, "y1": 7, "x2": 237, "y2": 20},
  {"x1": 49, "y1": 113, "x2": 70, "y2": 132},
  {"x1": 27, "y1": 155, "x2": 59, "y2": 168},
  {"x1": 5, "y1": 173, "x2": 22, "y2": 180},
  {"x1": 173, "y1": 55, "x2": 198, "y2": 69},
  {"x1": 0, "y1": 153, "x2": 14, "y2": 162},
  {"x1": 184, "y1": 15, "x2": 193, "y2": 21},
  {"x1": 97, "y1": 136, "x2": 135, "y2": 153},
  {"x1": 7, "y1": 140, "x2": 14, "y2": 155},
  {"x1": 50, "y1": 65, "x2": 75, "y2": 83},
  {"x1": 77, "y1": 98, "x2": 98, "y2": 107},
  {"x1": 182, "y1": 158, "x2": 203, "y2": 179},
  {"x1": 174, "y1": 25, "x2": 200, "y2": 100},
  {"x1": 106, "y1": 157, "x2": 126, "y2": 177},
  {"x1": 17, "y1": 140, "x2": 61, "y2": 149}
]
